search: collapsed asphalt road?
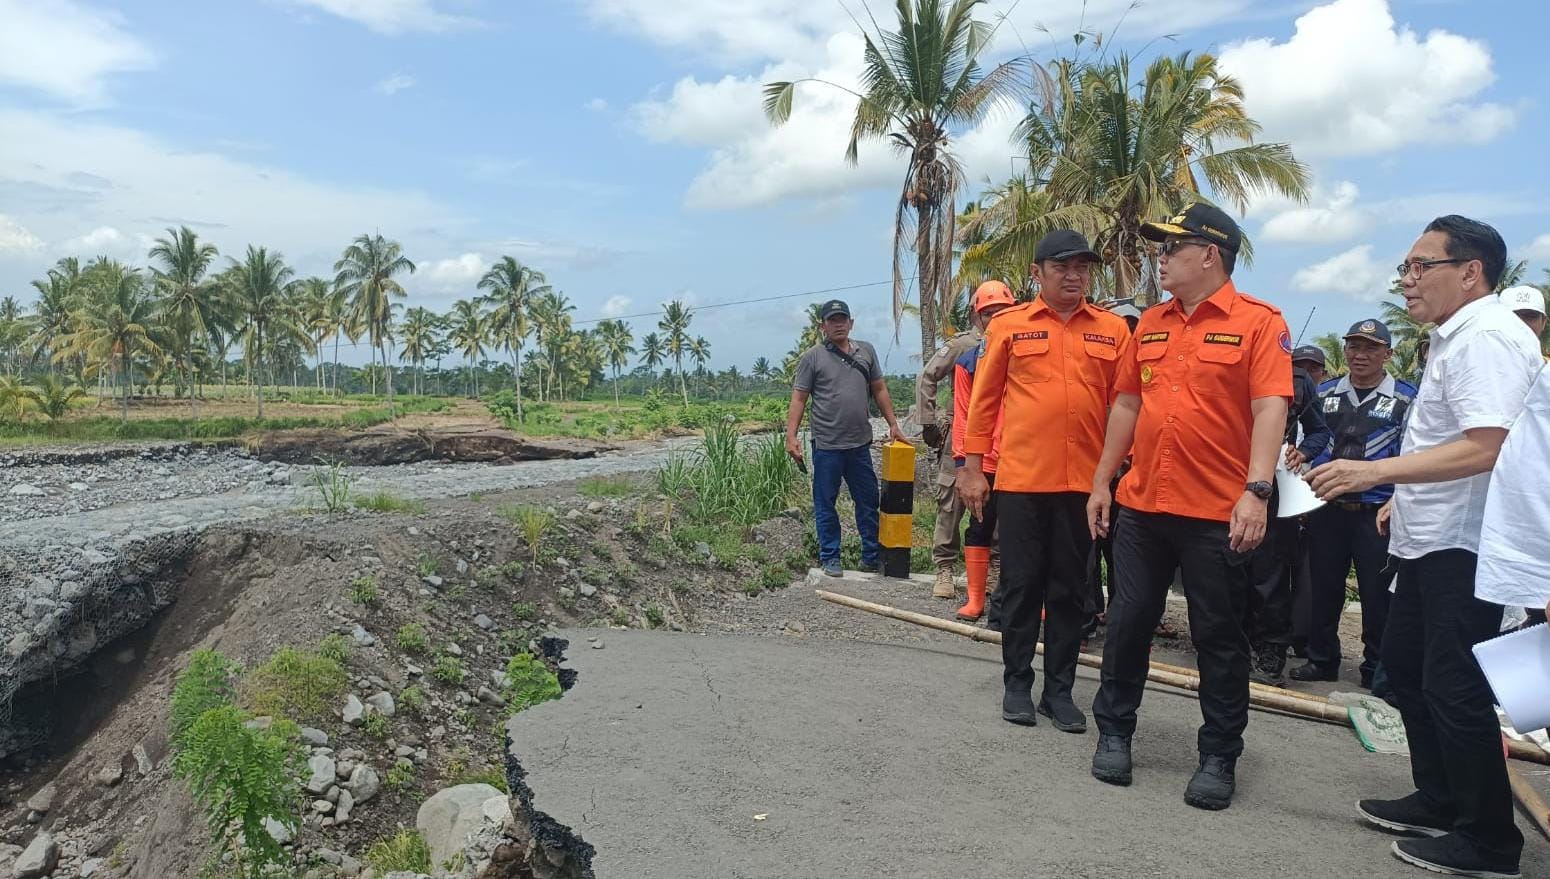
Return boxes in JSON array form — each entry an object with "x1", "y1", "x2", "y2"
[{"x1": 506, "y1": 624, "x2": 1550, "y2": 879}]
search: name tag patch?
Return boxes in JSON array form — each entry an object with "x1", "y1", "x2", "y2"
[
  {"x1": 1372, "y1": 397, "x2": 1395, "y2": 418},
  {"x1": 1012, "y1": 331, "x2": 1049, "y2": 341},
  {"x1": 1203, "y1": 332, "x2": 1243, "y2": 346},
  {"x1": 1323, "y1": 396, "x2": 1340, "y2": 413},
  {"x1": 1082, "y1": 333, "x2": 1116, "y2": 346},
  {"x1": 1139, "y1": 332, "x2": 1169, "y2": 344}
]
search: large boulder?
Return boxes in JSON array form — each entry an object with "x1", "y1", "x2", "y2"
[
  {"x1": 13, "y1": 832, "x2": 59, "y2": 879},
  {"x1": 415, "y1": 783, "x2": 504, "y2": 869}
]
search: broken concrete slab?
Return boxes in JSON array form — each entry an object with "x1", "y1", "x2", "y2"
[{"x1": 506, "y1": 628, "x2": 1550, "y2": 878}]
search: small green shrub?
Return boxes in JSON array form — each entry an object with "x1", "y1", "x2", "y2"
[
  {"x1": 310, "y1": 461, "x2": 353, "y2": 512},
  {"x1": 399, "y1": 686, "x2": 427, "y2": 717},
  {"x1": 174, "y1": 706, "x2": 304, "y2": 874},
  {"x1": 431, "y1": 655, "x2": 465, "y2": 685},
  {"x1": 759, "y1": 565, "x2": 790, "y2": 591},
  {"x1": 503, "y1": 653, "x2": 563, "y2": 714},
  {"x1": 500, "y1": 505, "x2": 555, "y2": 567},
  {"x1": 500, "y1": 560, "x2": 525, "y2": 580},
  {"x1": 170, "y1": 649, "x2": 241, "y2": 747},
  {"x1": 609, "y1": 607, "x2": 630, "y2": 627},
  {"x1": 317, "y1": 632, "x2": 352, "y2": 664},
  {"x1": 644, "y1": 603, "x2": 665, "y2": 628},
  {"x1": 385, "y1": 762, "x2": 415, "y2": 791},
  {"x1": 349, "y1": 576, "x2": 379, "y2": 607},
  {"x1": 450, "y1": 766, "x2": 509, "y2": 792},
  {"x1": 475, "y1": 567, "x2": 503, "y2": 589},
  {"x1": 365, "y1": 830, "x2": 432, "y2": 873},
  {"x1": 512, "y1": 602, "x2": 537, "y2": 622},
  {"x1": 362, "y1": 712, "x2": 390, "y2": 740},
  {"x1": 355, "y1": 491, "x2": 426, "y2": 514},
  {"x1": 396, "y1": 623, "x2": 429, "y2": 654},
  {"x1": 242, "y1": 647, "x2": 348, "y2": 722},
  {"x1": 416, "y1": 553, "x2": 440, "y2": 578}
]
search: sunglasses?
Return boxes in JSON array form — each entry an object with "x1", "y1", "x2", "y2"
[{"x1": 1159, "y1": 238, "x2": 1212, "y2": 256}]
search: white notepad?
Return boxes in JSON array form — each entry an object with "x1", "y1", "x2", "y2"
[{"x1": 1472, "y1": 623, "x2": 1550, "y2": 734}]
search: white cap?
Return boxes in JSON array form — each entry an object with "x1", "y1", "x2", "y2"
[{"x1": 1500, "y1": 285, "x2": 1546, "y2": 316}]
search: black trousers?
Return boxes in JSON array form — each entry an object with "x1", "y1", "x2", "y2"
[
  {"x1": 1306, "y1": 503, "x2": 1392, "y2": 674},
  {"x1": 998, "y1": 491, "x2": 1089, "y2": 696},
  {"x1": 1094, "y1": 508, "x2": 1253, "y2": 757},
  {"x1": 1245, "y1": 517, "x2": 1298, "y2": 646},
  {"x1": 1383, "y1": 550, "x2": 1523, "y2": 860}
]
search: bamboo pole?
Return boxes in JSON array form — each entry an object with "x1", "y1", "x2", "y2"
[
  {"x1": 815, "y1": 589, "x2": 1549, "y2": 765},
  {"x1": 1507, "y1": 765, "x2": 1550, "y2": 841}
]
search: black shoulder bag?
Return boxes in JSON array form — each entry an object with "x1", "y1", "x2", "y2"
[{"x1": 824, "y1": 341, "x2": 875, "y2": 398}]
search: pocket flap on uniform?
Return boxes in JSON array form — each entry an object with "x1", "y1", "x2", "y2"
[
  {"x1": 1136, "y1": 342, "x2": 1168, "y2": 361},
  {"x1": 1195, "y1": 344, "x2": 1244, "y2": 364},
  {"x1": 1083, "y1": 341, "x2": 1119, "y2": 361},
  {"x1": 1011, "y1": 337, "x2": 1050, "y2": 356}
]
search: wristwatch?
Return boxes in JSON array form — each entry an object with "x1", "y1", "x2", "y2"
[{"x1": 1245, "y1": 481, "x2": 1273, "y2": 501}]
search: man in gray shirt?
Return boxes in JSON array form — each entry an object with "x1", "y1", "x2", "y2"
[{"x1": 785, "y1": 299, "x2": 909, "y2": 577}]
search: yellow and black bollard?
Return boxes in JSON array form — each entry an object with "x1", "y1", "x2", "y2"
[{"x1": 878, "y1": 440, "x2": 916, "y2": 578}]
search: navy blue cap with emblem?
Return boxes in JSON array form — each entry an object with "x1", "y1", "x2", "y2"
[
  {"x1": 820, "y1": 299, "x2": 851, "y2": 320},
  {"x1": 1343, "y1": 319, "x2": 1391, "y2": 347}
]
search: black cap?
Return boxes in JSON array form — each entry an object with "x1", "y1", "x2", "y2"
[
  {"x1": 819, "y1": 299, "x2": 851, "y2": 320},
  {"x1": 1034, "y1": 229, "x2": 1100, "y2": 263},
  {"x1": 1343, "y1": 318, "x2": 1392, "y2": 346},
  {"x1": 1140, "y1": 203, "x2": 1242, "y2": 254},
  {"x1": 1290, "y1": 345, "x2": 1326, "y2": 367}
]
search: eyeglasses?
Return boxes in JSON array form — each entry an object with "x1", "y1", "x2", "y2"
[
  {"x1": 1159, "y1": 238, "x2": 1211, "y2": 257},
  {"x1": 1395, "y1": 258, "x2": 1465, "y2": 278}
]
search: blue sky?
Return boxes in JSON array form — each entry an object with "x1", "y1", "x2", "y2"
[{"x1": 1, "y1": 0, "x2": 1546, "y2": 373}]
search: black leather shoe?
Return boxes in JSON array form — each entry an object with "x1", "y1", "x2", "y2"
[
  {"x1": 1037, "y1": 695, "x2": 1088, "y2": 733},
  {"x1": 1184, "y1": 754, "x2": 1237, "y2": 810},
  {"x1": 1001, "y1": 689, "x2": 1037, "y2": 726},
  {"x1": 1357, "y1": 792, "x2": 1453, "y2": 838},
  {"x1": 1091, "y1": 734, "x2": 1132, "y2": 786},
  {"x1": 1289, "y1": 661, "x2": 1339, "y2": 682},
  {"x1": 1392, "y1": 833, "x2": 1521, "y2": 878},
  {"x1": 1249, "y1": 642, "x2": 1288, "y2": 687}
]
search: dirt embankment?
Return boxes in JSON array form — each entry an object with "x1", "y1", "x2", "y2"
[{"x1": 251, "y1": 424, "x2": 615, "y2": 466}]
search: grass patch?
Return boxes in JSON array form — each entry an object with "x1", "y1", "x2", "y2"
[
  {"x1": 355, "y1": 490, "x2": 427, "y2": 514},
  {"x1": 241, "y1": 647, "x2": 348, "y2": 722},
  {"x1": 317, "y1": 632, "x2": 352, "y2": 664},
  {"x1": 431, "y1": 654, "x2": 465, "y2": 685},
  {"x1": 449, "y1": 766, "x2": 508, "y2": 793},
  {"x1": 579, "y1": 475, "x2": 634, "y2": 498},
  {"x1": 399, "y1": 686, "x2": 427, "y2": 718},
  {"x1": 657, "y1": 419, "x2": 800, "y2": 528},
  {"x1": 396, "y1": 623, "x2": 430, "y2": 654},
  {"x1": 365, "y1": 830, "x2": 432, "y2": 874},
  {"x1": 349, "y1": 576, "x2": 379, "y2": 607},
  {"x1": 512, "y1": 601, "x2": 538, "y2": 622}
]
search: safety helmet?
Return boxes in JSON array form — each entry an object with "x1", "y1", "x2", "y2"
[{"x1": 972, "y1": 281, "x2": 1016, "y2": 313}]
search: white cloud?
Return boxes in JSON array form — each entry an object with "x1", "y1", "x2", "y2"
[
  {"x1": 1522, "y1": 233, "x2": 1550, "y2": 263},
  {"x1": 1219, "y1": 0, "x2": 1515, "y2": 157},
  {"x1": 584, "y1": 97, "x2": 609, "y2": 112},
  {"x1": 374, "y1": 72, "x2": 417, "y2": 95},
  {"x1": 0, "y1": 0, "x2": 154, "y2": 104},
  {"x1": 282, "y1": 0, "x2": 476, "y2": 34},
  {"x1": 1291, "y1": 245, "x2": 1392, "y2": 300},
  {"x1": 0, "y1": 215, "x2": 44, "y2": 255},
  {"x1": 0, "y1": 108, "x2": 455, "y2": 278},
  {"x1": 419, "y1": 252, "x2": 486, "y2": 294},
  {"x1": 61, "y1": 226, "x2": 156, "y2": 261},
  {"x1": 600, "y1": 295, "x2": 632, "y2": 318},
  {"x1": 1260, "y1": 181, "x2": 1372, "y2": 244}
]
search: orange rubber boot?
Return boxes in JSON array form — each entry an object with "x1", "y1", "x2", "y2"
[{"x1": 957, "y1": 546, "x2": 990, "y2": 621}]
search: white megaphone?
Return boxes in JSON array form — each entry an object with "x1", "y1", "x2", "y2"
[{"x1": 1275, "y1": 443, "x2": 1325, "y2": 518}]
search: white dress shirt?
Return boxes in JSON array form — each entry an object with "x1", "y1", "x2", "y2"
[
  {"x1": 1389, "y1": 296, "x2": 1543, "y2": 559},
  {"x1": 1477, "y1": 365, "x2": 1550, "y2": 607}
]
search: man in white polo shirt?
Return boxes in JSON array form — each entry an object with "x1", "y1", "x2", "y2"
[{"x1": 1307, "y1": 215, "x2": 1541, "y2": 878}]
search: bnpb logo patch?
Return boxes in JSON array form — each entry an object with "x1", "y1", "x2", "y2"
[{"x1": 1278, "y1": 330, "x2": 1292, "y2": 354}]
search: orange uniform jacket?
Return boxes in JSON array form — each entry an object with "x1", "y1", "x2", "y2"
[
  {"x1": 963, "y1": 298, "x2": 1133, "y2": 493},
  {"x1": 951, "y1": 340, "x2": 1000, "y2": 474},
  {"x1": 1114, "y1": 281, "x2": 1293, "y2": 523}
]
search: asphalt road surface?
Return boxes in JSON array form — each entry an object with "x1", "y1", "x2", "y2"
[{"x1": 507, "y1": 625, "x2": 1550, "y2": 879}]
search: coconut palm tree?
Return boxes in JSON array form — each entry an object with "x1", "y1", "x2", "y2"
[
  {"x1": 226, "y1": 246, "x2": 309, "y2": 418},
  {"x1": 52, "y1": 261, "x2": 163, "y2": 422},
  {"x1": 399, "y1": 306, "x2": 439, "y2": 397},
  {"x1": 479, "y1": 255, "x2": 551, "y2": 420},
  {"x1": 638, "y1": 331, "x2": 665, "y2": 388},
  {"x1": 0, "y1": 296, "x2": 28, "y2": 376},
  {"x1": 448, "y1": 298, "x2": 487, "y2": 398},
  {"x1": 687, "y1": 335, "x2": 711, "y2": 395},
  {"x1": 148, "y1": 226, "x2": 224, "y2": 415},
  {"x1": 596, "y1": 318, "x2": 636, "y2": 406},
  {"x1": 975, "y1": 53, "x2": 1309, "y2": 303},
  {"x1": 751, "y1": 356, "x2": 773, "y2": 387},
  {"x1": 28, "y1": 374, "x2": 88, "y2": 421},
  {"x1": 657, "y1": 300, "x2": 693, "y2": 405},
  {"x1": 335, "y1": 233, "x2": 415, "y2": 404},
  {"x1": 27, "y1": 260, "x2": 83, "y2": 376},
  {"x1": 765, "y1": 0, "x2": 1026, "y2": 362},
  {"x1": 291, "y1": 277, "x2": 337, "y2": 393},
  {"x1": 1312, "y1": 332, "x2": 1348, "y2": 378},
  {"x1": 529, "y1": 290, "x2": 576, "y2": 400}
]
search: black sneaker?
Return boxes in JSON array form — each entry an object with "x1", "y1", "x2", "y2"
[
  {"x1": 1357, "y1": 792, "x2": 1453, "y2": 838},
  {"x1": 1091, "y1": 734, "x2": 1132, "y2": 786},
  {"x1": 1001, "y1": 689, "x2": 1037, "y2": 726},
  {"x1": 1289, "y1": 661, "x2": 1339, "y2": 682},
  {"x1": 1249, "y1": 642, "x2": 1288, "y2": 687},
  {"x1": 1391, "y1": 834, "x2": 1520, "y2": 878},
  {"x1": 1183, "y1": 754, "x2": 1237, "y2": 810},
  {"x1": 821, "y1": 560, "x2": 842, "y2": 578},
  {"x1": 857, "y1": 560, "x2": 879, "y2": 574},
  {"x1": 1037, "y1": 695, "x2": 1088, "y2": 733}
]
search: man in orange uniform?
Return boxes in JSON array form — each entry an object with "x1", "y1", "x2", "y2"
[
  {"x1": 958, "y1": 230, "x2": 1132, "y2": 732},
  {"x1": 947, "y1": 280, "x2": 1017, "y2": 626},
  {"x1": 1086, "y1": 204, "x2": 1291, "y2": 810}
]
